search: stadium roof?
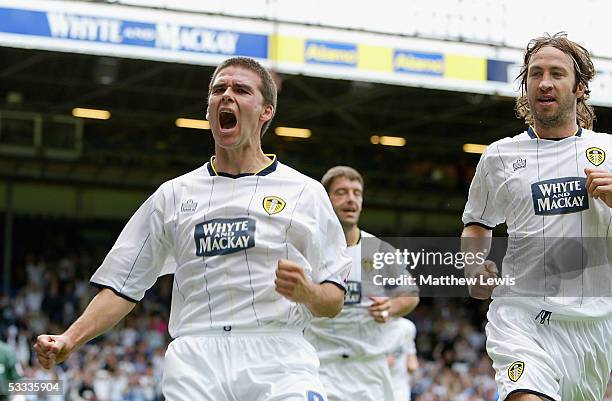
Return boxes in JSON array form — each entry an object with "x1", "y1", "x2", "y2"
[{"x1": 1, "y1": 46, "x2": 612, "y2": 234}]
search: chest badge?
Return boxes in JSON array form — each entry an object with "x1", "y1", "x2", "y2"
[
  {"x1": 362, "y1": 258, "x2": 375, "y2": 272},
  {"x1": 586, "y1": 147, "x2": 605, "y2": 166},
  {"x1": 263, "y1": 196, "x2": 286, "y2": 215}
]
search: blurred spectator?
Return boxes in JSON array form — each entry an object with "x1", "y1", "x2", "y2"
[
  {"x1": 0, "y1": 339, "x2": 22, "y2": 400},
  {"x1": 3, "y1": 248, "x2": 609, "y2": 401}
]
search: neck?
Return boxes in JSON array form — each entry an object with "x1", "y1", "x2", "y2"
[
  {"x1": 533, "y1": 119, "x2": 579, "y2": 139},
  {"x1": 213, "y1": 144, "x2": 271, "y2": 175},
  {"x1": 344, "y1": 225, "x2": 360, "y2": 246}
]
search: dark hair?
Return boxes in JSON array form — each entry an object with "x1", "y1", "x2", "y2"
[
  {"x1": 208, "y1": 57, "x2": 277, "y2": 136},
  {"x1": 321, "y1": 166, "x2": 364, "y2": 193},
  {"x1": 515, "y1": 32, "x2": 596, "y2": 129}
]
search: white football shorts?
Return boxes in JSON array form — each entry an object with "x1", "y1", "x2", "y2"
[
  {"x1": 317, "y1": 354, "x2": 394, "y2": 401},
  {"x1": 162, "y1": 329, "x2": 328, "y2": 401},
  {"x1": 486, "y1": 301, "x2": 612, "y2": 401}
]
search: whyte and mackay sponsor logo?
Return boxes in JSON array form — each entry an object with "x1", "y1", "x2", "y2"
[
  {"x1": 531, "y1": 177, "x2": 588, "y2": 215},
  {"x1": 194, "y1": 217, "x2": 255, "y2": 256},
  {"x1": 45, "y1": 13, "x2": 253, "y2": 55},
  {"x1": 344, "y1": 281, "x2": 362, "y2": 305}
]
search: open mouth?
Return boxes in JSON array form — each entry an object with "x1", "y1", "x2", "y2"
[
  {"x1": 219, "y1": 110, "x2": 237, "y2": 130},
  {"x1": 538, "y1": 96, "x2": 556, "y2": 104}
]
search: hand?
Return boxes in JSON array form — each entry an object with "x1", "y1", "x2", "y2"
[
  {"x1": 33, "y1": 334, "x2": 73, "y2": 369},
  {"x1": 585, "y1": 167, "x2": 612, "y2": 207},
  {"x1": 368, "y1": 296, "x2": 392, "y2": 323},
  {"x1": 275, "y1": 259, "x2": 314, "y2": 304},
  {"x1": 466, "y1": 260, "x2": 498, "y2": 299}
]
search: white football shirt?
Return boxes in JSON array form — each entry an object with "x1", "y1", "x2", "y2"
[
  {"x1": 91, "y1": 156, "x2": 352, "y2": 337},
  {"x1": 387, "y1": 318, "x2": 417, "y2": 401},
  {"x1": 463, "y1": 127, "x2": 612, "y2": 317},
  {"x1": 305, "y1": 231, "x2": 418, "y2": 359}
]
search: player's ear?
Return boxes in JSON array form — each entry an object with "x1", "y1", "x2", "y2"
[
  {"x1": 260, "y1": 104, "x2": 274, "y2": 123},
  {"x1": 575, "y1": 81, "x2": 585, "y2": 99}
]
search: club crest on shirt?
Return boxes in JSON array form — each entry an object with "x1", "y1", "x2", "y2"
[
  {"x1": 262, "y1": 196, "x2": 286, "y2": 215},
  {"x1": 180, "y1": 199, "x2": 198, "y2": 213},
  {"x1": 362, "y1": 258, "x2": 375, "y2": 272},
  {"x1": 586, "y1": 147, "x2": 605, "y2": 166},
  {"x1": 194, "y1": 217, "x2": 255, "y2": 256},
  {"x1": 531, "y1": 177, "x2": 588, "y2": 215},
  {"x1": 508, "y1": 361, "x2": 524, "y2": 382}
]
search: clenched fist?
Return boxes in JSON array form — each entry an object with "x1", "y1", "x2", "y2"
[
  {"x1": 34, "y1": 334, "x2": 74, "y2": 369},
  {"x1": 275, "y1": 259, "x2": 315, "y2": 304},
  {"x1": 585, "y1": 167, "x2": 612, "y2": 207},
  {"x1": 466, "y1": 260, "x2": 499, "y2": 299}
]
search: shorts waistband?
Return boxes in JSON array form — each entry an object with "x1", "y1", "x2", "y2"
[
  {"x1": 322, "y1": 353, "x2": 387, "y2": 363},
  {"x1": 490, "y1": 298, "x2": 612, "y2": 322},
  {"x1": 177, "y1": 326, "x2": 304, "y2": 337}
]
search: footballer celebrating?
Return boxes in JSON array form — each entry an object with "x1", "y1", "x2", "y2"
[
  {"x1": 34, "y1": 57, "x2": 351, "y2": 401},
  {"x1": 462, "y1": 33, "x2": 612, "y2": 401}
]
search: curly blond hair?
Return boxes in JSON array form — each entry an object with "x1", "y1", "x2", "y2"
[{"x1": 515, "y1": 32, "x2": 596, "y2": 129}]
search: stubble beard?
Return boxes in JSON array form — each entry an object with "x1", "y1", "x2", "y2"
[{"x1": 530, "y1": 95, "x2": 576, "y2": 129}]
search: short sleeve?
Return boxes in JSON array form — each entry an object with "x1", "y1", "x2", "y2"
[
  {"x1": 462, "y1": 150, "x2": 505, "y2": 229},
  {"x1": 308, "y1": 183, "x2": 351, "y2": 291},
  {"x1": 90, "y1": 183, "x2": 173, "y2": 302}
]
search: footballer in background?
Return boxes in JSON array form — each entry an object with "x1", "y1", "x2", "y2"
[{"x1": 306, "y1": 166, "x2": 419, "y2": 401}]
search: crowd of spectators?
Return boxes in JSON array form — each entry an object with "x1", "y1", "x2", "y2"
[
  {"x1": 2, "y1": 252, "x2": 611, "y2": 401},
  {"x1": 2, "y1": 252, "x2": 171, "y2": 401},
  {"x1": 410, "y1": 301, "x2": 496, "y2": 401}
]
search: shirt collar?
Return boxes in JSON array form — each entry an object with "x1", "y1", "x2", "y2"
[
  {"x1": 206, "y1": 154, "x2": 278, "y2": 178},
  {"x1": 527, "y1": 125, "x2": 582, "y2": 140}
]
